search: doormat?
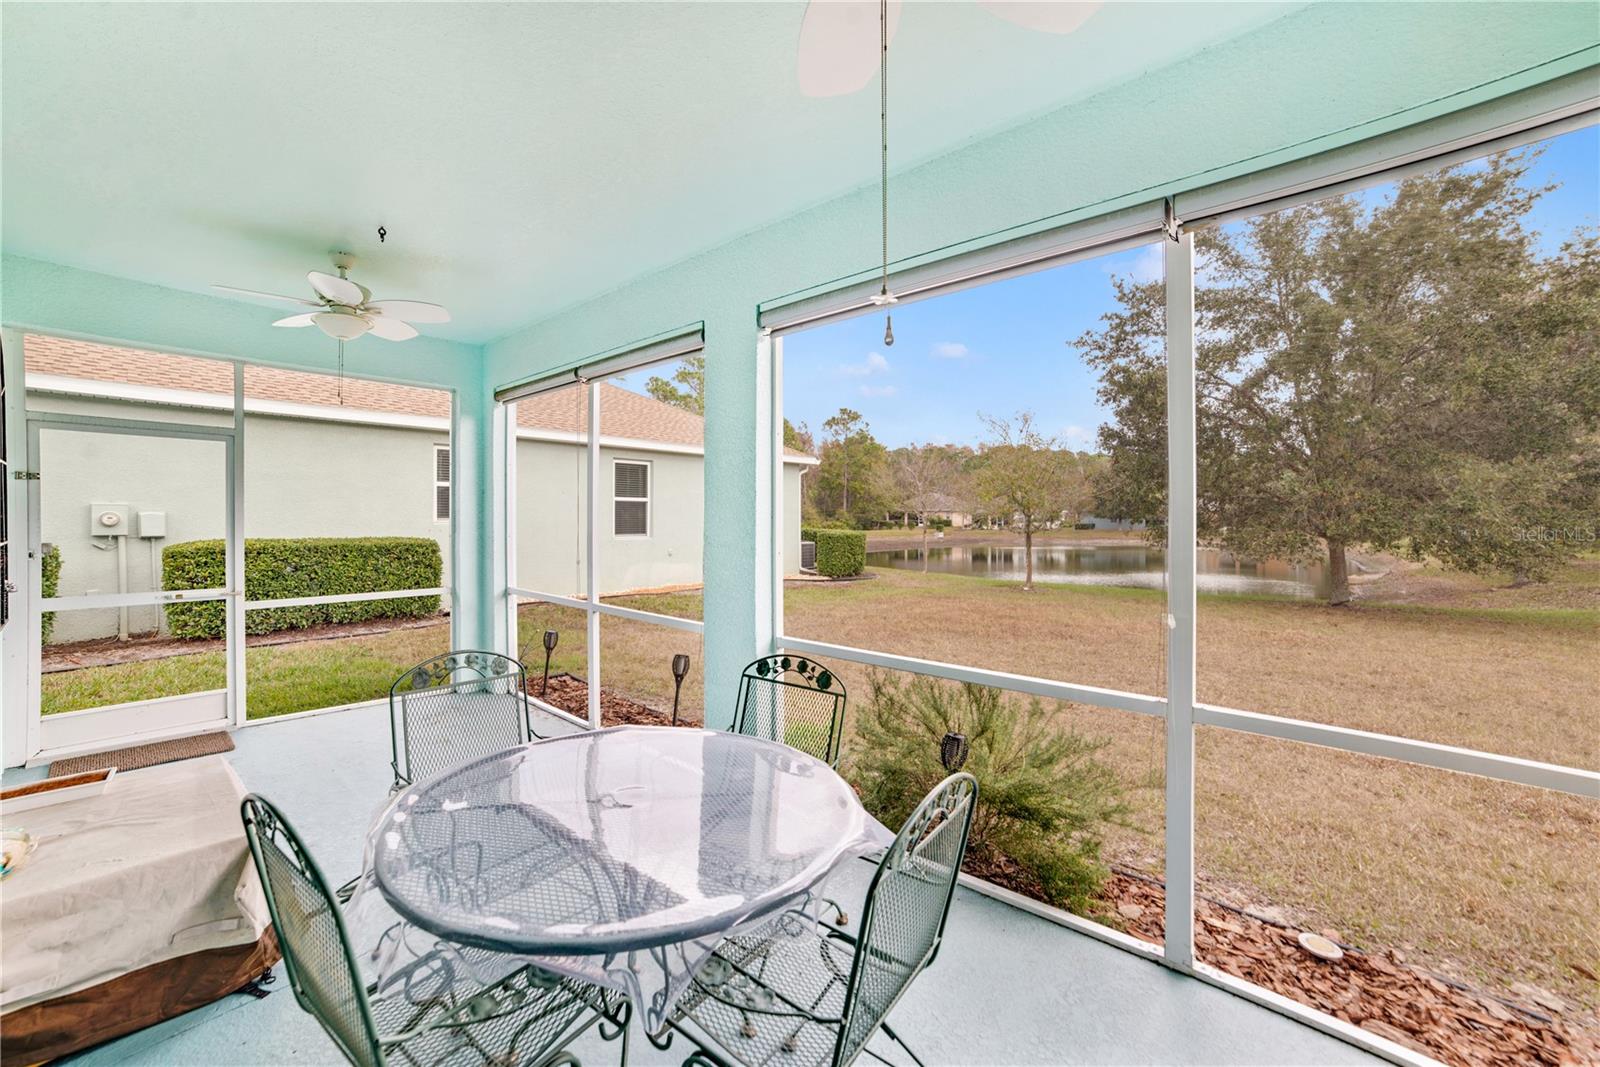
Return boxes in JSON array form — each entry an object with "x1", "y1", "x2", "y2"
[{"x1": 48, "y1": 731, "x2": 235, "y2": 778}]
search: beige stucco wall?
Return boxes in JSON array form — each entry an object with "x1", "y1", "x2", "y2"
[
  {"x1": 513, "y1": 435, "x2": 806, "y2": 597},
  {"x1": 28, "y1": 393, "x2": 451, "y2": 643},
  {"x1": 28, "y1": 390, "x2": 807, "y2": 641}
]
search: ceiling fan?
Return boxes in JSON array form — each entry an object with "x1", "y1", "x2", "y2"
[
  {"x1": 797, "y1": 0, "x2": 1102, "y2": 97},
  {"x1": 213, "y1": 253, "x2": 450, "y2": 342}
]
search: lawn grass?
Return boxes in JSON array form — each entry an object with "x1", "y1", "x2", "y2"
[
  {"x1": 37, "y1": 565, "x2": 1598, "y2": 1006},
  {"x1": 780, "y1": 566, "x2": 1598, "y2": 1006},
  {"x1": 40, "y1": 620, "x2": 452, "y2": 720}
]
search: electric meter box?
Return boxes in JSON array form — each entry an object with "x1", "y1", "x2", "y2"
[
  {"x1": 89, "y1": 502, "x2": 132, "y2": 537},
  {"x1": 137, "y1": 511, "x2": 168, "y2": 539}
]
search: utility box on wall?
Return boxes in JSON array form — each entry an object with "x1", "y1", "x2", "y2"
[
  {"x1": 88, "y1": 502, "x2": 131, "y2": 537},
  {"x1": 136, "y1": 511, "x2": 167, "y2": 539}
]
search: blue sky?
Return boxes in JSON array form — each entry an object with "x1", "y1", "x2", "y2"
[{"x1": 775, "y1": 125, "x2": 1598, "y2": 452}]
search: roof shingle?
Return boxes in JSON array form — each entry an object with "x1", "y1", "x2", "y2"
[{"x1": 23, "y1": 335, "x2": 813, "y2": 458}]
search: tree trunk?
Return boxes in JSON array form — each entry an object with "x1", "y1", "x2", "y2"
[
  {"x1": 1023, "y1": 522, "x2": 1035, "y2": 591},
  {"x1": 921, "y1": 519, "x2": 929, "y2": 572},
  {"x1": 1326, "y1": 539, "x2": 1351, "y2": 606}
]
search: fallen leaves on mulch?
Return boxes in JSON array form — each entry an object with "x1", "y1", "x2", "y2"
[
  {"x1": 529, "y1": 674, "x2": 703, "y2": 728},
  {"x1": 1097, "y1": 870, "x2": 1600, "y2": 1067},
  {"x1": 41, "y1": 614, "x2": 446, "y2": 672}
]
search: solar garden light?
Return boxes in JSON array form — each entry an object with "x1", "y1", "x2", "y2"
[
  {"x1": 540, "y1": 630, "x2": 559, "y2": 696},
  {"x1": 670, "y1": 654, "x2": 691, "y2": 726},
  {"x1": 940, "y1": 731, "x2": 971, "y2": 772}
]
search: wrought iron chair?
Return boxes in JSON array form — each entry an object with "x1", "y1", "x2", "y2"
[
  {"x1": 240, "y1": 793, "x2": 623, "y2": 1067},
  {"x1": 731, "y1": 655, "x2": 847, "y2": 768},
  {"x1": 669, "y1": 773, "x2": 979, "y2": 1067},
  {"x1": 389, "y1": 650, "x2": 544, "y2": 794}
]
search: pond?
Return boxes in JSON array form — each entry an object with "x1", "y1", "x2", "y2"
[{"x1": 864, "y1": 543, "x2": 1331, "y2": 598}]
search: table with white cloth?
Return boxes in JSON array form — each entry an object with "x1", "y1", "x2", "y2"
[
  {"x1": 348, "y1": 725, "x2": 892, "y2": 1036},
  {"x1": 0, "y1": 755, "x2": 278, "y2": 1062}
]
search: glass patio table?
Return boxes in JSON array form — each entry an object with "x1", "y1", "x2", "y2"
[{"x1": 351, "y1": 725, "x2": 891, "y2": 1034}]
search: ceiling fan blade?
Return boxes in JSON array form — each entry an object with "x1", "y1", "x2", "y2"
[
  {"x1": 365, "y1": 299, "x2": 451, "y2": 324},
  {"x1": 797, "y1": 0, "x2": 901, "y2": 98},
  {"x1": 212, "y1": 284, "x2": 319, "y2": 308},
  {"x1": 308, "y1": 270, "x2": 364, "y2": 306},
  {"x1": 366, "y1": 316, "x2": 419, "y2": 342},
  {"x1": 272, "y1": 313, "x2": 318, "y2": 328},
  {"x1": 979, "y1": 0, "x2": 1101, "y2": 35}
]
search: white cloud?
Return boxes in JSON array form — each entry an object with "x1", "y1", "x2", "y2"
[
  {"x1": 1062, "y1": 424, "x2": 1097, "y2": 448},
  {"x1": 860, "y1": 384, "x2": 898, "y2": 398},
  {"x1": 840, "y1": 351, "x2": 890, "y2": 377},
  {"x1": 1101, "y1": 244, "x2": 1163, "y2": 285},
  {"x1": 931, "y1": 341, "x2": 969, "y2": 359}
]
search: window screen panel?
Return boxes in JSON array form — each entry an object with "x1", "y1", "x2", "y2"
[
  {"x1": 615, "y1": 500, "x2": 648, "y2": 537},
  {"x1": 435, "y1": 485, "x2": 451, "y2": 522},
  {"x1": 435, "y1": 446, "x2": 451, "y2": 483},
  {"x1": 614, "y1": 461, "x2": 648, "y2": 499}
]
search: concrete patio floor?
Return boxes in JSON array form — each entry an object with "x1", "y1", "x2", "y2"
[{"x1": 8, "y1": 705, "x2": 1380, "y2": 1066}]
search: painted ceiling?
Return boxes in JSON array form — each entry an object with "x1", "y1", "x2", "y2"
[{"x1": 2, "y1": 2, "x2": 1303, "y2": 343}]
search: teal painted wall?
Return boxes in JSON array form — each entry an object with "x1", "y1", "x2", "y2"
[{"x1": 482, "y1": 4, "x2": 1599, "y2": 727}]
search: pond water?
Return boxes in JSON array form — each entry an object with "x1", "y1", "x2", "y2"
[{"x1": 864, "y1": 543, "x2": 1331, "y2": 598}]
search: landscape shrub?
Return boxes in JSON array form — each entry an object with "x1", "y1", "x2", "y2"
[
  {"x1": 164, "y1": 537, "x2": 442, "y2": 639},
  {"x1": 40, "y1": 544, "x2": 61, "y2": 643},
  {"x1": 801, "y1": 527, "x2": 866, "y2": 577},
  {"x1": 1073, "y1": 521, "x2": 1096, "y2": 530},
  {"x1": 929, "y1": 516, "x2": 952, "y2": 530},
  {"x1": 847, "y1": 669, "x2": 1130, "y2": 914}
]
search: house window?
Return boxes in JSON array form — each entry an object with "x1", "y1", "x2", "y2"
[
  {"x1": 613, "y1": 459, "x2": 649, "y2": 537},
  {"x1": 434, "y1": 445, "x2": 451, "y2": 522}
]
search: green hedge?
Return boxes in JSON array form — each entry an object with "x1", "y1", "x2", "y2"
[
  {"x1": 164, "y1": 537, "x2": 443, "y2": 639},
  {"x1": 40, "y1": 545, "x2": 62, "y2": 643},
  {"x1": 801, "y1": 527, "x2": 866, "y2": 578}
]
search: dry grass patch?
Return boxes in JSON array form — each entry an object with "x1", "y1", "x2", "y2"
[{"x1": 783, "y1": 566, "x2": 1599, "y2": 1008}]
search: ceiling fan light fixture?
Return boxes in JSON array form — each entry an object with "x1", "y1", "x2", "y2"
[{"x1": 313, "y1": 309, "x2": 371, "y2": 341}]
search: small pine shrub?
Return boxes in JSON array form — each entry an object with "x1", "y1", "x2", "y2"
[{"x1": 848, "y1": 669, "x2": 1130, "y2": 914}]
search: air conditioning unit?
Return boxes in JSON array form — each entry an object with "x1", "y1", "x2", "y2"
[{"x1": 800, "y1": 540, "x2": 817, "y2": 572}]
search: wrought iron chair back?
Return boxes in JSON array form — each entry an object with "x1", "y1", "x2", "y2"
[
  {"x1": 240, "y1": 793, "x2": 386, "y2": 1067},
  {"x1": 834, "y1": 772, "x2": 978, "y2": 1067},
  {"x1": 389, "y1": 650, "x2": 534, "y2": 791},
  {"x1": 732, "y1": 655, "x2": 847, "y2": 767}
]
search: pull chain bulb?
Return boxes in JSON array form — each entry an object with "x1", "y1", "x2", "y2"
[{"x1": 883, "y1": 314, "x2": 894, "y2": 347}]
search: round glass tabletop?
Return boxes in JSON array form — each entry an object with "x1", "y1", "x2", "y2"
[{"x1": 370, "y1": 726, "x2": 876, "y2": 956}]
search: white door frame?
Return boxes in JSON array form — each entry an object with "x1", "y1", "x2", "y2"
[{"x1": 25, "y1": 411, "x2": 239, "y2": 763}]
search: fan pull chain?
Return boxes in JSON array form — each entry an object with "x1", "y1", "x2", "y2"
[
  {"x1": 879, "y1": 0, "x2": 894, "y2": 347},
  {"x1": 337, "y1": 339, "x2": 345, "y2": 406}
]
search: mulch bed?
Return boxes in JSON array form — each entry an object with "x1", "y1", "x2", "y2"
[
  {"x1": 529, "y1": 673, "x2": 703, "y2": 728},
  {"x1": 41, "y1": 614, "x2": 447, "y2": 672},
  {"x1": 973, "y1": 853, "x2": 1598, "y2": 1066}
]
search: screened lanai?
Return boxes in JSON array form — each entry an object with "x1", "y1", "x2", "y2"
[{"x1": 2, "y1": 4, "x2": 1598, "y2": 1067}]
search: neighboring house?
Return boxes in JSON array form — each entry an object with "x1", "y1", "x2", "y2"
[
  {"x1": 925, "y1": 493, "x2": 973, "y2": 529},
  {"x1": 23, "y1": 336, "x2": 815, "y2": 643}
]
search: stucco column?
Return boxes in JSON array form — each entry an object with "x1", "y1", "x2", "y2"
[
  {"x1": 451, "y1": 353, "x2": 498, "y2": 652},
  {"x1": 701, "y1": 314, "x2": 771, "y2": 730}
]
